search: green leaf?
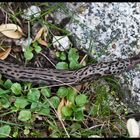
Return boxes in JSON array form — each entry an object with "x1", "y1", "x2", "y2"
[
  {"x1": 90, "y1": 104, "x2": 100, "y2": 116},
  {"x1": 66, "y1": 87, "x2": 76, "y2": 103},
  {"x1": 69, "y1": 60, "x2": 81, "y2": 69},
  {"x1": 0, "y1": 96, "x2": 10, "y2": 108},
  {"x1": 68, "y1": 48, "x2": 81, "y2": 69},
  {"x1": 57, "y1": 87, "x2": 68, "y2": 98},
  {"x1": 56, "y1": 62, "x2": 68, "y2": 70},
  {"x1": 13, "y1": 131, "x2": 18, "y2": 137},
  {"x1": 60, "y1": 52, "x2": 66, "y2": 60},
  {"x1": 74, "y1": 110, "x2": 84, "y2": 121},
  {"x1": 55, "y1": 51, "x2": 60, "y2": 58},
  {"x1": 24, "y1": 48, "x2": 33, "y2": 61},
  {"x1": 49, "y1": 96, "x2": 60, "y2": 108},
  {"x1": 70, "y1": 123, "x2": 81, "y2": 132},
  {"x1": 11, "y1": 83, "x2": 22, "y2": 95},
  {"x1": 30, "y1": 102, "x2": 38, "y2": 110},
  {"x1": 37, "y1": 105, "x2": 50, "y2": 116},
  {"x1": 68, "y1": 48, "x2": 79, "y2": 62},
  {"x1": 0, "y1": 125, "x2": 11, "y2": 138},
  {"x1": 75, "y1": 94, "x2": 87, "y2": 106},
  {"x1": 41, "y1": 87, "x2": 51, "y2": 97},
  {"x1": 14, "y1": 97, "x2": 29, "y2": 109},
  {"x1": 24, "y1": 128, "x2": 30, "y2": 135},
  {"x1": 33, "y1": 43, "x2": 42, "y2": 53},
  {"x1": 33, "y1": 101, "x2": 50, "y2": 116},
  {"x1": 0, "y1": 89, "x2": 11, "y2": 95},
  {"x1": 18, "y1": 110, "x2": 31, "y2": 122},
  {"x1": 62, "y1": 106, "x2": 72, "y2": 117},
  {"x1": 27, "y1": 89, "x2": 40, "y2": 102},
  {"x1": 4, "y1": 79, "x2": 13, "y2": 89}
]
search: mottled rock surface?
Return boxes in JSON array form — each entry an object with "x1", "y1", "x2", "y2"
[{"x1": 53, "y1": 2, "x2": 140, "y2": 108}]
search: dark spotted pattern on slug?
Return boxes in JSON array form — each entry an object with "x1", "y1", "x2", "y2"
[{"x1": 0, "y1": 53, "x2": 139, "y2": 87}]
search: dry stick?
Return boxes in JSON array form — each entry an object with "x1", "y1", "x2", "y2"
[
  {"x1": 35, "y1": 59, "x2": 43, "y2": 68},
  {"x1": 111, "y1": 121, "x2": 122, "y2": 135},
  {"x1": 5, "y1": 10, "x2": 8, "y2": 24},
  {"x1": 88, "y1": 124, "x2": 103, "y2": 130},
  {"x1": 39, "y1": 52, "x2": 56, "y2": 68},
  {"x1": 100, "y1": 121, "x2": 106, "y2": 135},
  {"x1": 80, "y1": 54, "x2": 88, "y2": 65},
  {"x1": 29, "y1": 78, "x2": 81, "y2": 94}
]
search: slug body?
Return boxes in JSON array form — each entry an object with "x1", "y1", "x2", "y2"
[{"x1": 0, "y1": 53, "x2": 139, "y2": 87}]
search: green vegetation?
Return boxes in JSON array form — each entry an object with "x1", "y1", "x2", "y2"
[{"x1": 0, "y1": 2, "x2": 132, "y2": 138}]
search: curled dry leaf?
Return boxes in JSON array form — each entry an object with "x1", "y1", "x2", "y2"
[
  {"x1": 34, "y1": 27, "x2": 44, "y2": 41},
  {"x1": 38, "y1": 38, "x2": 48, "y2": 46},
  {"x1": 0, "y1": 24, "x2": 23, "y2": 39},
  {"x1": 57, "y1": 98, "x2": 66, "y2": 119},
  {"x1": 0, "y1": 47, "x2": 11, "y2": 60},
  {"x1": 34, "y1": 26, "x2": 48, "y2": 46},
  {"x1": 57, "y1": 98, "x2": 72, "y2": 119},
  {"x1": 65, "y1": 100, "x2": 72, "y2": 106},
  {"x1": 126, "y1": 118, "x2": 140, "y2": 138}
]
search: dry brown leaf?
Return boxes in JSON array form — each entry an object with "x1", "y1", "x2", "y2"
[
  {"x1": 0, "y1": 47, "x2": 11, "y2": 60},
  {"x1": 0, "y1": 24, "x2": 23, "y2": 39},
  {"x1": 65, "y1": 100, "x2": 73, "y2": 108},
  {"x1": 57, "y1": 98, "x2": 66, "y2": 119},
  {"x1": 34, "y1": 26, "x2": 48, "y2": 46},
  {"x1": 34, "y1": 27, "x2": 44, "y2": 41},
  {"x1": 74, "y1": 85, "x2": 82, "y2": 92},
  {"x1": 57, "y1": 98, "x2": 73, "y2": 119},
  {"x1": 37, "y1": 38, "x2": 48, "y2": 46},
  {"x1": 43, "y1": 31, "x2": 48, "y2": 42}
]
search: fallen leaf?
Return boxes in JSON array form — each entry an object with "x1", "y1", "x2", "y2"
[
  {"x1": 0, "y1": 47, "x2": 11, "y2": 60},
  {"x1": 52, "y1": 36, "x2": 71, "y2": 51},
  {"x1": 57, "y1": 98, "x2": 66, "y2": 119},
  {"x1": 34, "y1": 26, "x2": 48, "y2": 46},
  {"x1": 126, "y1": 118, "x2": 140, "y2": 138},
  {"x1": 43, "y1": 31, "x2": 48, "y2": 42},
  {"x1": 57, "y1": 98, "x2": 74, "y2": 119},
  {"x1": 34, "y1": 27, "x2": 44, "y2": 41},
  {"x1": 37, "y1": 38, "x2": 48, "y2": 46},
  {"x1": 0, "y1": 24, "x2": 23, "y2": 39},
  {"x1": 75, "y1": 85, "x2": 82, "y2": 92}
]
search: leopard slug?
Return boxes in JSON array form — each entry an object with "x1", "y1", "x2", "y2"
[{"x1": 0, "y1": 53, "x2": 139, "y2": 87}]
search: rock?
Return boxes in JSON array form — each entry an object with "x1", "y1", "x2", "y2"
[
  {"x1": 21, "y1": 5, "x2": 41, "y2": 20},
  {"x1": 52, "y1": 36, "x2": 71, "y2": 51},
  {"x1": 127, "y1": 118, "x2": 140, "y2": 138},
  {"x1": 15, "y1": 38, "x2": 32, "y2": 52}
]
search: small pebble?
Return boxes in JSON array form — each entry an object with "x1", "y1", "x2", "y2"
[
  {"x1": 52, "y1": 36, "x2": 71, "y2": 51},
  {"x1": 21, "y1": 5, "x2": 41, "y2": 20}
]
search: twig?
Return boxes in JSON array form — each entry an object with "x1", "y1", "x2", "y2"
[
  {"x1": 39, "y1": 52, "x2": 56, "y2": 68},
  {"x1": 80, "y1": 54, "x2": 88, "y2": 65},
  {"x1": 88, "y1": 124, "x2": 103, "y2": 130}
]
